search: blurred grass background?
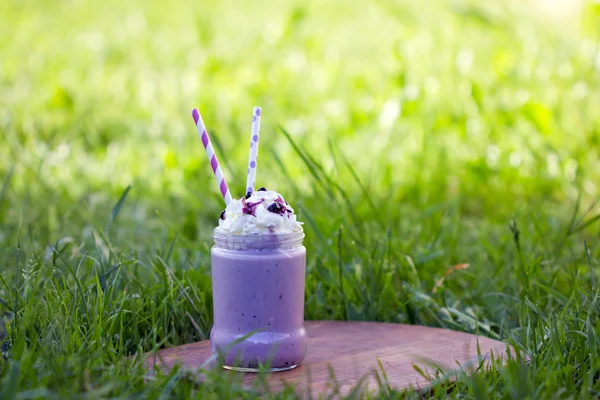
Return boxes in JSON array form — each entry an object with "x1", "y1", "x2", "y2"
[{"x1": 1, "y1": 0, "x2": 600, "y2": 398}]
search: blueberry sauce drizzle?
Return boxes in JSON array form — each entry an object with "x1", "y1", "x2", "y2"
[{"x1": 242, "y1": 197, "x2": 264, "y2": 216}]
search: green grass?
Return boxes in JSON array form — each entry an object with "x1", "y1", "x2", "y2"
[{"x1": 1, "y1": 0, "x2": 600, "y2": 397}]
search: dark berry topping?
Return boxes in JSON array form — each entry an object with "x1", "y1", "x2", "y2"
[
  {"x1": 219, "y1": 210, "x2": 226, "y2": 220},
  {"x1": 245, "y1": 192, "x2": 252, "y2": 199},
  {"x1": 267, "y1": 202, "x2": 286, "y2": 215},
  {"x1": 257, "y1": 187, "x2": 267, "y2": 192},
  {"x1": 242, "y1": 199, "x2": 264, "y2": 216}
]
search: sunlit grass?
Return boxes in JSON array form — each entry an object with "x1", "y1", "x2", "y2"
[{"x1": 1, "y1": 0, "x2": 600, "y2": 398}]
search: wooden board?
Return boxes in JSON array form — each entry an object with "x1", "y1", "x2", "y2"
[{"x1": 144, "y1": 321, "x2": 514, "y2": 396}]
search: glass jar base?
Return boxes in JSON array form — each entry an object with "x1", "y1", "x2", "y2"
[{"x1": 223, "y1": 364, "x2": 299, "y2": 373}]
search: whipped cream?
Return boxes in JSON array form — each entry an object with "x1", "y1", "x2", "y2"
[{"x1": 216, "y1": 189, "x2": 303, "y2": 234}]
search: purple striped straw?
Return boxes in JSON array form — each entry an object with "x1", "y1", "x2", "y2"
[
  {"x1": 191, "y1": 109, "x2": 233, "y2": 205},
  {"x1": 245, "y1": 106, "x2": 262, "y2": 195}
]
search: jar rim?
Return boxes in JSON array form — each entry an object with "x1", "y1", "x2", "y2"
[
  {"x1": 213, "y1": 228, "x2": 304, "y2": 238},
  {"x1": 212, "y1": 228, "x2": 305, "y2": 250}
]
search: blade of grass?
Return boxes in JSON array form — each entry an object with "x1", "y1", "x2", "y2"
[
  {"x1": 337, "y1": 226, "x2": 347, "y2": 320},
  {"x1": 584, "y1": 240, "x2": 596, "y2": 290},
  {"x1": 165, "y1": 233, "x2": 178, "y2": 264},
  {"x1": 334, "y1": 143, "x2": 385, "y2": 229},
  {"x1": 570, "y1": 214, "x2": 600, "y2": 235},
  {"x1": 278, "y1": 125, "x2": 331, "y2": 196},
  {"x1": 0, "y1": 165, "x2": 15, "y2": 223},
  {"x1": 270, "y1": 149, "x2": 300, "y2": 194},
  {"x1": 106, "y1": 184, "x2": 133, "y2": 232},
  {"x1": 0, "y1": 297, "x2": 14, "y2": 313},
  {"x1": 52, "y1": 248, "x2": 87, "y2": 314}
]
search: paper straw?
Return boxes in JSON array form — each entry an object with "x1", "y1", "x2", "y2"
[
  {"x1": 191, "y1": 109, "x2": 233, "y2": 205},
  {"x1": 245, "y1": 106, "x2": 262, "y2": 195}
]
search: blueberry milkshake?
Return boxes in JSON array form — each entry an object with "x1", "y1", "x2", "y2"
[{"x1": 210, "y1": 188, "x2": 307, "y2": 372}]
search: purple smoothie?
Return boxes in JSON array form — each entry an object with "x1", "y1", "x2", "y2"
[{"x1": 210, "y1": 230, "x2": 307, "y2": 371}]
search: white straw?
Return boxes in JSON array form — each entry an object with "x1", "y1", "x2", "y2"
[{"x1": 245, "y1": 106, "x2": 262, "y2": 195}]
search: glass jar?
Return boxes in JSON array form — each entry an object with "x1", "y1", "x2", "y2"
[{"x1": 210, "y1": 230, "x2": 307, "y2": 372}]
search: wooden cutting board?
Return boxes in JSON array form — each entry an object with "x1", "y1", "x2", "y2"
[{"x1": 143, "y1": 320, "x2": 515, "y2": 396}]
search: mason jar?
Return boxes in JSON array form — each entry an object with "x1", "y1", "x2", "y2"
[{"x1": 210, "y1": 230, "x2": 307, "y2": 371}]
